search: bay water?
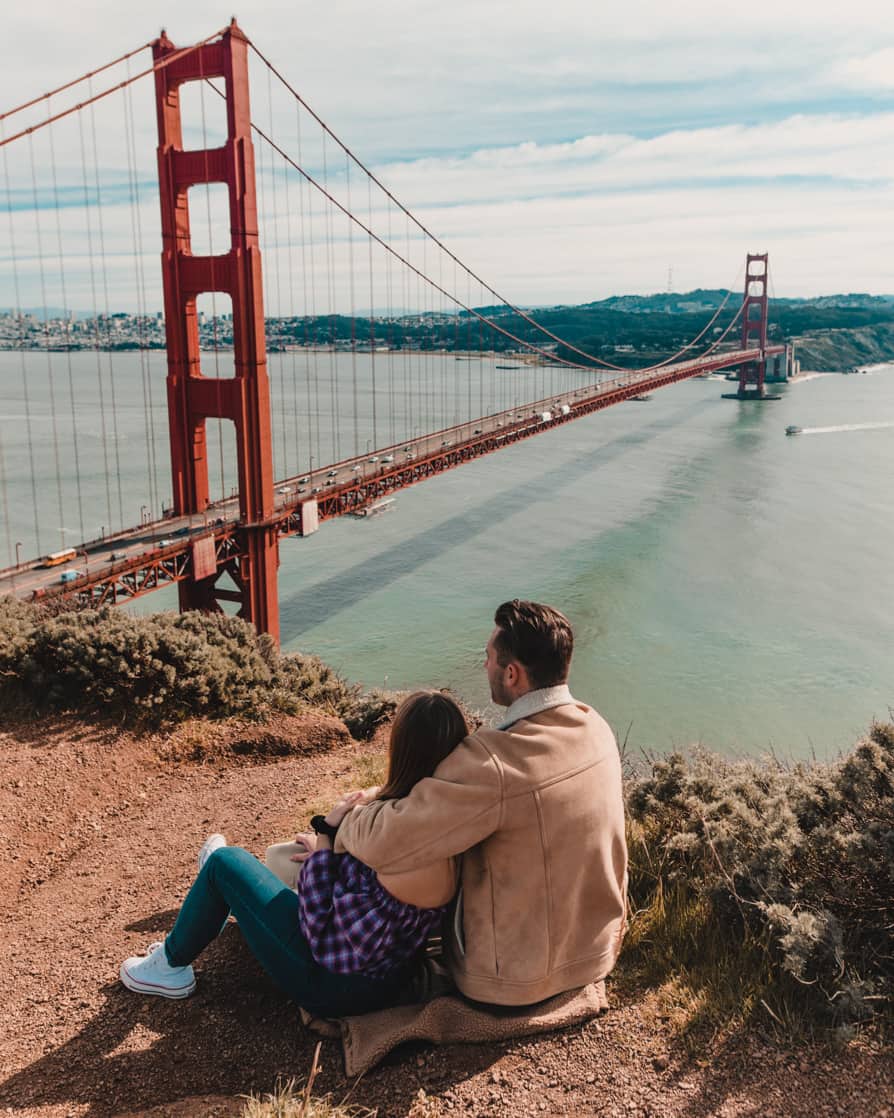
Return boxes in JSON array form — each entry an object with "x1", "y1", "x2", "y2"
[{"x1": 1, "y1": 350, "x2": 891, "y2": 758}]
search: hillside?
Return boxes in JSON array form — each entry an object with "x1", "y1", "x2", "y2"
[
  {"x1": 1, "y1": 714, "x2": 892, "y2": 1118},
  {"x1": 788, "y1": 323, "x2": 894, "y2": 372}
]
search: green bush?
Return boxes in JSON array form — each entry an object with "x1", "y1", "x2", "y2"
[
  {"x1": 625, "y1": 723, "x2": 894, "y2": 1029},
  {"x1": 0, "y1": 600, "x2": 395, "y2": 735}
]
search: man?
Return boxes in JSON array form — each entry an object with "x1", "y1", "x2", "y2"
[{"x1": 335, "y1": 599, "x2": 628, "y2": 1007}]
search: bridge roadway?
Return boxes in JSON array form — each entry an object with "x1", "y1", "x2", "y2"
[{"x1": 0, "y1": 346, "x2": 783, "y2": 609}]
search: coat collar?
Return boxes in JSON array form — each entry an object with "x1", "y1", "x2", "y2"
[{"x1": 497, "y1": 684, "x2": 575, "y2": 730}]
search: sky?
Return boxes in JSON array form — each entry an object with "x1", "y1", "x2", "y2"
[{"x1": 1, "y1": 0, "x2": 893, "y2": 311}]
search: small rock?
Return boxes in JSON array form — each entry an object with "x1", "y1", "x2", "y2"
[{"x1": 653, "y1": 1055, "x2": 670, "y2": 1071}]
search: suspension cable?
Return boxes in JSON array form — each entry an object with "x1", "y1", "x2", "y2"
[{"x1": 0, "y1": 41, "x2": 153, "y2": 124}]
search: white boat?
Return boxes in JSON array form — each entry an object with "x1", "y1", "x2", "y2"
[{"x1": 351, "y1": 497, "x2": 396, "y2": 518}]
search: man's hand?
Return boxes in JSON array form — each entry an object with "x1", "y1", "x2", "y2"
[{"x1": 324, "y1": 789, "x2": 368, "y2": 827}]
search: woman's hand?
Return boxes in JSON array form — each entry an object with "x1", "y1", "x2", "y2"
[{"x1": 289, "y1": 832, "x2": 325, "y2": 864}]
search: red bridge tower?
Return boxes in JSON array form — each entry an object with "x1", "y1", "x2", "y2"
[
  {"x1": 152, "y1": 22, "x2": 279, "y2": 641},
  {"x1": 737, "y1": 253, "x2": 770, "y2": 398}
]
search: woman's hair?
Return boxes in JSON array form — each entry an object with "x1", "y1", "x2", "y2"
[{"x1": 377, "y1": 690, "x2": 470, "y2": 801}]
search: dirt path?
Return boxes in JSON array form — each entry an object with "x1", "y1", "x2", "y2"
[{"x1": 1, "y1": 718, "x2": 891, "y2": 1118}]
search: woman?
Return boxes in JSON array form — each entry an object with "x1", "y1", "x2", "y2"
[{"x1": 119, "y1": 691, "x2": 467, "y2": 1019}]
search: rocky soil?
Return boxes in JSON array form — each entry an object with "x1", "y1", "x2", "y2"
[{"x1": 1, "y1": 716, "x2": 891, "y2": 1118}]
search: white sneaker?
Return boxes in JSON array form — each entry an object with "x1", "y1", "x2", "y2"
[
  {"x1": 120, "y1": 941, "x2": 196, "y2": 999},
  {"x1": 197, "y1": 833, "x2": 227, "y2": 872}
]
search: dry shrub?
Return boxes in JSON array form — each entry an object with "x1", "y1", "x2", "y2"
[
  {"x1": 624, "y1": 723, "x2": 894, "y2": 1031},
  {"x1": 0, "y1": 599, "x2": 395, "y2": 736}
]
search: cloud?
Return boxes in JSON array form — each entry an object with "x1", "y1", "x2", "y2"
[
  {"x1": 2, "y1": 3, "x2": 892, "y2": 309},
  {"x1": 833, "y1": 48, "x2": 894, "y2": 90}
]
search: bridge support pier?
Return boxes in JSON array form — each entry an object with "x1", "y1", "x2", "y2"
[{"x1": 153, "y1": 22, "x2": 279, "y2": 641}]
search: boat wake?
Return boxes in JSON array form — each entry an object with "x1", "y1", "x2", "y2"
[{"x1": 800, "y1": 422, "x2": 894, "y2": 435}]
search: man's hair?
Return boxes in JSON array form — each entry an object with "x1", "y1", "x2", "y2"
[{"x1": 492, "y1": 599, "x2": 573, "y2": 689}]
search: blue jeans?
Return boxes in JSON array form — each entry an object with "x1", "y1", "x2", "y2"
[{"x1": 164, "y1": 846, "x2": 412, "y2": 1018}]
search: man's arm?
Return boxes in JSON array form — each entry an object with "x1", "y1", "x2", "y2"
[{"x1": 334, "y1": 733, "x2": 503, "y2": 874}]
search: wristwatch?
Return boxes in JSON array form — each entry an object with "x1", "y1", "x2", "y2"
[{"x1": 310, "y1": 814, "x2": 340, "y2": 840}]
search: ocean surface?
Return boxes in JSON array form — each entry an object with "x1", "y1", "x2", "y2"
[{"x1": 1, "y1": 350, "x2": 891, "y2": 758}]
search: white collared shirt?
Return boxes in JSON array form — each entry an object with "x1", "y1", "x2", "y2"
[{"x1": 497, "y1": 684, "x2": 575, "y2": 730}]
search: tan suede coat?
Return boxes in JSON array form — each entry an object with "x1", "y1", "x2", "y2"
[{"x1": 335, "y1": 701, "x2": 628, "y2": 1006}]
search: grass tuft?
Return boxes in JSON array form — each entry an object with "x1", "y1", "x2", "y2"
[{"x1": 240, "y1": 1044, "x2": 375, "y2": 1118}]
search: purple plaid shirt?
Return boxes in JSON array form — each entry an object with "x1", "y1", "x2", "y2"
[{"x1": 297, "y1": 849, "x2": 447, "y2": 979}]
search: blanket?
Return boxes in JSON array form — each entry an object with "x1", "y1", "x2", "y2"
[{"x1": 300, "y1": 981, "x2": 609, "y2": 1076}]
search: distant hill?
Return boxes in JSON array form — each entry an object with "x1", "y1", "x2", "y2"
[{"x1": 5, "y1": 292, "x2": 894, "y2": 371}]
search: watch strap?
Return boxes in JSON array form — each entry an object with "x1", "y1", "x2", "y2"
[{"x1": 310, "y1": 814, "x2": 340, "y2": 840}]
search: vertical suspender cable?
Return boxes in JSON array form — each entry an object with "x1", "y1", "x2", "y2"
[
  {"x1": 385, "y1": 202, "x2": 396, "y2": 446},
  {"x1": 321, "y1": 129, "x2": 339, "y2": 463},
  {"x1": 0, "y1": 426, "x2": 12, "y2": 570},
  {"x1": 280, "y1": 103, "x2": 302, "y2": 480},
  {"x1": 77, "y1": 108, "x2": 113, "y2": 534},
  {"x1": 345, "y1": 153, "x2": 359, "y2": 459},
  {"x1": 265, "y1": 66, "x2": 289, "y2": 481},
  {"x1": 1, "y1": 124, "x2": 40, "y2": 559},
  {"x1": 28, "y1": 131, "x2": 67, "y2": 550},
  {"x1": 404, "y1": 212, "x2": 413, "y2": 443},
  {"x1": 124, "y1": 69, "x2": 160, "y2": 519},
  {"x1": 422, "y1": 234, "x2": 430, "y2": 432},
  {"x1": 47, "y1": 98, "x2": 86, "y2": 544},
  {"x1": 295, "y1": 102, "x2": 318, "y2": 475},
  {"x1": 255, "y1": 109, "x2": 274, "y2": 474},
  {"x1": 87, "y1": 84, "x2": 125, "y2": 531},
  {"x1": 367, "y1": 172, "x2": 378, "y2": 455}
]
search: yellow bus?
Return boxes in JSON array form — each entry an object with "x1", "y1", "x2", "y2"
[{"x1": 43, "y1": 548, "x2": 77, "y2": 568}]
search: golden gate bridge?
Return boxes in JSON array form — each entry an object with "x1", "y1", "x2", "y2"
[{"x1": 0, "y1": 21, "x2": 786, "y2": 641}]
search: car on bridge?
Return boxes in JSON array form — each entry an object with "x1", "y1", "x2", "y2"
[{"x1": 59, "y1": 570, "x2": 83, "y2": 584}]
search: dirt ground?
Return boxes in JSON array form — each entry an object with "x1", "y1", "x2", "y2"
[{"x1": 1, "y1": 715, "x2": 891, "y2": 1118}]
